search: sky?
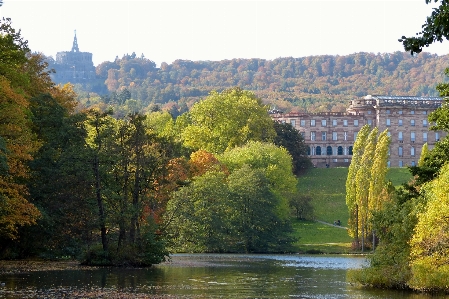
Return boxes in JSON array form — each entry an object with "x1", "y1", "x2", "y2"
[{"x1": 1, "y1": 0, "x2": 448, "y2": 66}]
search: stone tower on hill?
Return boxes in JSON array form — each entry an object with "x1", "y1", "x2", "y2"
[{"x1": 51, "y1": 31, "x2": 96, "y2": 84}]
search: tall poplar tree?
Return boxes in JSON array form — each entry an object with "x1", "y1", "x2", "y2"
[
  {"x1": 355, "y1": 127, "x2": 378, "y2": 251},
  {"x1": 346, "y1": 125, "x2": 371, "y2": 247}
]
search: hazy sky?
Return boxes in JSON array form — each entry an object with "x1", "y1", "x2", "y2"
[{"x1": 1, "y1": 0, "x2": 448, "y2": 66}]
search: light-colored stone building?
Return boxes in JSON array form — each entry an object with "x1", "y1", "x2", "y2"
[
  {"x1": 50, "y1": 31, "x2": 96, "y2": 84},
  {"x1": 271, "y1": 95, "x2": 445, "y2": 168}
]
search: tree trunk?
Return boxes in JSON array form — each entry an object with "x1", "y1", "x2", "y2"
[{"x1": 94, "y1": 156, "x2": 108, "y2": 253}]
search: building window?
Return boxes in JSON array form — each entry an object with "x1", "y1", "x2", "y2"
[
  {"x1": 398, "y1": 110, "x2": 403, "y2": 115},
  {"x1": 387, "y1": 131, "x2": 391, "y2": 137},
  {"x1": 344, "y1": 131, "x2": 348, "y2": 141},
  {"x1": 386, "y1": 109, "x2": 391, "y2": 114},
  {"x1": 398, "y1": 131, "x2": 403, "y2": 142},
  {"x1": 300, "y1": 132, "x2": 305, "y2": 139},
  {"x1": 368, "y1": 110, "x2": 372, "y2": 115},
  {"x1": 354, "y1": 131, "x2": 358, "y2": 141},
  {"x1": 411, "y1": 146, "x2": 415, "y2": 156},
  {"x1": 398, "y1": 146, "x2": 403, "y2": 157},
  {"x1": 411, "y1": 131, "x2": 415, "y2": 143},
  {"x1": 311, "y1": 131, "x2": 316, "y2": 141},
  {"x1": 411, "y1": 119, "x2": 415, "y2": 126},
  {"x1": 300, "y1": 119, "x2": 306, "y2": 127},
  {"x1": 367, "y1": 119, "x2": 372, "y2": 126},
  {"x1": 387, "y1": 161, "x2": 391, "y2": 167},
  {"x1": 338, "y1": 146, "x2": 343, "y2": 155},
  {"x1": 333, "y1": 158, "x2": 338, "y2": 162},
  {"x1": 316, "y1": 146, "x2": 322, "y2": 155},
  {"x1": 307, "y1": 146, "x2": 311, "y2": 155},
  {"x1": 354, "y1": 119, "x2": 359, "y2": 126},
  {"x1": 386, "y1": 119, "x2": 391, "y2": 127},
  {"x1": 290, "y1": 120, "x2": 296, "y2": 127},
  {"x1": 281, "y1": 120, "x2": 286, "y2": 123},
  {"x1": 321, "y1": 119, "x2": 327, "y2": 127},
  {"x1": 423, "y1": 132, "x2": 428, "y2": 142},
  {"x1": 332, "y1": 132, "x2": 338, "y2": 141},
  {"x1": 322, "y1": 132, "x2": 327, "y2": 141},
  {"x1": 349, "y1": 146, "x2": 353, "y2": 155},
  {"x1": 311, "y1": 119, "x2": 316, "y2": 127},
  {"x1": 423, "y1": 119, "x2": 428, "y2": 127},
  {"x1": 411, "y1": 110, "x2": 415, "y2": 115},
  {"x1": 327, "y1": 146, "x2": 332, "y2": 155},
  {"x1": 343, "y1": 119, "x2": 348, "y2": 127},
  {"x1": 398, "y1": 119, "x2": 403, "y2": 126},
  {"x1": 423, "y1": 111, "x2": 427, "y2": 115},
  {"x1": 436, "y1": 132, "x2": 440, "y2": 141},
  {"x1": 399, "y1": 160, "x2": 403, "y2": 167},
  {"x1": 411, "y1": 161, "x2": 416, "y2": 166},
  {"x1": 332, "y1": 119, "x2": 337, "y2": 126}
]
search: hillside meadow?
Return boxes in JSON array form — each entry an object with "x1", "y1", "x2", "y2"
[{"x1": 293, "y1": 167, "x2": 412, "y2": 253}]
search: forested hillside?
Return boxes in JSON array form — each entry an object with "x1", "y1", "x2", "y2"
[{"x1": 74, "y1": 51, "x2": 449, "y2": 114}]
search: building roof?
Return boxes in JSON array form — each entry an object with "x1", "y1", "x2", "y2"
[{"x1": 364, "y1": 95, "x2": 442, "y2": 101}]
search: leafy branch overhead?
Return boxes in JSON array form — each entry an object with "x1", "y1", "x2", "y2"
[{"x1": 399, "y1": 0, "x2": 449, "y2": 54}]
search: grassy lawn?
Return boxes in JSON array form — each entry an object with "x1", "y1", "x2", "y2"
[{"x1": 292, "y1": 167, "x2": 412, "y2": 253}]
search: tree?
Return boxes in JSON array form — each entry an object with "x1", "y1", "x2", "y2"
[
  {"x1": 399, "y1": 0, "x2": 449, "y2": 55},
  {"x1": 25, "y1": 93, "x2": 93, "y2": 257},
  {"x1": 273, "y1": 121, "x2": 312, "y2": 174},
  {"x1": 0, "y1": 77, "x2": 40, "y2": 242},
  {"x1": 219, "y1": 141, "x2": 296, "y2": 214},
  {"x1": 227, "y1": 165, "x2": 294, "y2": 253},
  {"x1": 346, "y1": 125, "x2": 370, "y2": 248},
  {"x1": 164, "y1": 171, "x2": 231, "y2": 253},
  {"x1": 418, "y1": 142, "x2": 429, "y2": 166},
  {"x1": 346, "y1": 125, "x2": 391, "y2": 251},
  {"x1": 355, "y1": 127, "x2": 378, "y2": 251},
  {"x1": 178, "y1": 87, "x2": 276, "y2": 153},
  {"x1": 409, "y1": 163, "x2": 449, "y2": 291}
]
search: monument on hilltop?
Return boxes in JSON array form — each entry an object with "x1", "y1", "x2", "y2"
[{"x1": 51, "y1": 31, "x2": 96, "y2": 84}]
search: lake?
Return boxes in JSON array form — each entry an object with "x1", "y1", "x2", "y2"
[{"x1": 0, "y1": 254, "x2": 445, "y2": 298}]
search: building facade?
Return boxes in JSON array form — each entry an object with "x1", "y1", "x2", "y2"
[
  {"x1": 271, "y1": 95, "x2": 445, "y2": 168},
  {"x1": 50, "y1": 31, "x2": 96, "y2": 84}
]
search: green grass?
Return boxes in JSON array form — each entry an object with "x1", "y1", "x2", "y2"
[{"x1": 292, "y1": 167, "x2": 413, "y2": 253}]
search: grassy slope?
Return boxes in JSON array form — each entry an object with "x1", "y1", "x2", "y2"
[{"x1": 292, "y1": 167, "x2": 412, "y2": 253}]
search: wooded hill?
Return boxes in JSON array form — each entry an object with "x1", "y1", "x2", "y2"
[{"x1": 74, "y1": 51, "x2": 449, "y2": 114}]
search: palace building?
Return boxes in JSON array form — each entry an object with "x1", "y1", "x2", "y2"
[
  {"x1": 271, "y1": 95, "x2": 446, "y2": 168},
  {"x1": 50, "y1": 31, "x2": 96, "y2": 84}
]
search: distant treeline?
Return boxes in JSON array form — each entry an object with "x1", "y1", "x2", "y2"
[{"x1": 70, "y1": 51, "x2": 449, "y2": 113}]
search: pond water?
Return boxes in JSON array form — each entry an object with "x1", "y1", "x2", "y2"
[{"x1": 0, "y1": 254, "x2": 446, "y2": 298}]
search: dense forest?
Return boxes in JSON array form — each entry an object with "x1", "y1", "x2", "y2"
[{"x1": 60, "y1": 51, "x2": 449, "y2": 115}]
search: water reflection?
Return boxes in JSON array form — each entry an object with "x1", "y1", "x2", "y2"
[{"x1": 0, "y1": 254, "x2": 446, "y2": 298}]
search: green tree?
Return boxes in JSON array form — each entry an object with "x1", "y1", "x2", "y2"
[
  {"x1": 399, "y1": 0, "x2": 449, "y2": 55},
  {"x1": 219, "y1": 141, "x2": 296, "y2": 219},
  {"x1": 346, "y1": 125, "x2": 371, "y2": 247},
  {"x1": 164, "y1": 171, "x2": 231, "y2": 253},
  {"x1": 355, "y1": 127, "x2": 378, "y2": 251},
  {"x1": 409, "y1": 163, "x2": 449, "y2": 291},
  {"x1": 273, "y1": 121, "x2": 312, "y2": 174},
  {"x1": 85, "y1": 109, "x2": 116, "y2": 254},
  {"x1": 179, "y1": 87, "x2": 276, "y2": 153},
  {"x1": 227, "y1": 165, "x2": 294, "y2": 253},
  {"x1": 26, "y1": 93, "x2": 94, "y2": 257},
  {"x1": 346, "y1": 126, "x2": 391, "y2": 251},
  {"x1": 418, "y1": 142, "x2": 429, "y2": 167}
]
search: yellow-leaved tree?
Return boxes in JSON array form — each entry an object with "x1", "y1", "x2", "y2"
[{"x1": 408, "y1": 163, "x2": 449, "y2": 291}]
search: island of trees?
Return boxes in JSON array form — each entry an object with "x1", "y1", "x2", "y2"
[{"x1": 0, "y1": 18, "x2": 311, "y2": 266}]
